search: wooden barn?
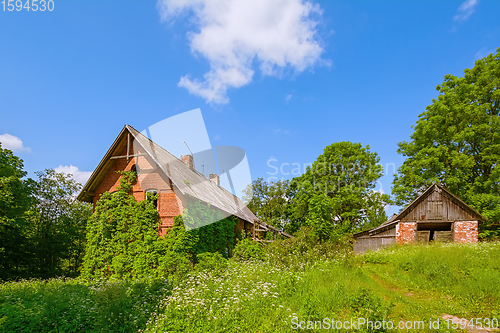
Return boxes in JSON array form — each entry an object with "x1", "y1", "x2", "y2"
[
  {"x1": 353, "y1": 183, "x2": 484, "y2": 253},
  {"x1": 77, "y1": 125, "x2": 290, "y2": 241}
]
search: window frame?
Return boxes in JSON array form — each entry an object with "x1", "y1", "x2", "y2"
[{"x1": 145, "y1": 188, "x2": 159, "y2": 210}]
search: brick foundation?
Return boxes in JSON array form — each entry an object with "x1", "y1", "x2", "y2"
[
  {"x1": 454, "y1": 221, "x2": 478, "y2": 243},
  {"x1": 396, "y1": 222, "x2": 415, "y2": 244}
]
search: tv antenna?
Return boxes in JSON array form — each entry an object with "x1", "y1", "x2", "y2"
[{"x1": 183, "y1": 141, "x2": 193, "y2": 156}]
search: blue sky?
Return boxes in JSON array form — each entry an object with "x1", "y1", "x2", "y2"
[{"x1": 1, "y1": 0, "x2": 500, "y2": 215}]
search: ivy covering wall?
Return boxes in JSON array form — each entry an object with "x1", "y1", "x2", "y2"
[
  {"x1": 81, "y1": 172, "x2": 192, "y2": 280},
  {"x1": 81, "y1": 171, "x2": 239, "y2": 280}
]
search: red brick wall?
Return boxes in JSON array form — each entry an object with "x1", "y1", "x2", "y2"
[
  {"x1": 157, "y1": 191, "x2": 184, "y2": 235},
  {"x1": 454, "y1": 221, "x2": 478, "y2": 243},
  {"x1": 396, "y1": 222, "x2": 415, "y2": 244},
  {"x1": 92, "y1": 146, "x2": 182, "y2": 235}
]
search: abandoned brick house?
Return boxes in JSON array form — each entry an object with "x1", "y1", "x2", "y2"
[
  {"x1": 77, "y1": 125, "x2": 290, "y2": 240},
  {"x1": 353, "y1": 183, "x2": 484, "y2": 253}
]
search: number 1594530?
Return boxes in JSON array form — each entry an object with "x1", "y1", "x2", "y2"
[{"x1": 2, "y1": 0, "x2": 54, "y2": 11}]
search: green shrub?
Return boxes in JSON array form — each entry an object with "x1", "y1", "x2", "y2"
[
  {"x1": 232, "y1": 238, "x2": 266, "y2": 261},
  {"x1": 195, "y1": 252, "x2": 228, "y2": 273},
  {"x1": 265, "y1": 227, "x2": 352, "y2": 270}
]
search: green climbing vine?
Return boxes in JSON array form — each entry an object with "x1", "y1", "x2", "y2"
[
  {"x1": 81, "y1": 171, "x2": 192, "y2": 280},
  {"x1": 181, "y1": 198, "x2": 238, "y2": 259}
]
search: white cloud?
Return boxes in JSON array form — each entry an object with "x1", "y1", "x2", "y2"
[
  {"x1": 273, "y1": 128, "x2": 290, "y2": 135},
  {"x1": 54, "y1": 165, "x2": 92, "y2": 185},
  {"x1": 213, "y1": 134, "x2": 221, "y2": 141},
  {"x1": 286, "y1": 94, "x2": 293, "y2": 102},
  {"x1": 0, "y1": 133, "x2": 31, "y2": 152},
  {"x1": 454, "y1": 0, "x2": 479, "y2": 22},
  {"x1": 158, "y1": 0, "x2": 326, "y2": 104}
]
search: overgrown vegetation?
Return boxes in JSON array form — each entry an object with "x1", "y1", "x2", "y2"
[
  {"x1": 81, "y1": 171, "x2": 193, "y2": 280},
  {"x1": 81, "y1": 173, "x2": 239, "y2": 281},
  {"x1": 183, "y1": 199, "x2": 238, "y2": 259},
  {"x1": 2, "y1": 239, "x2": 499, "y2": 332},
  {"x1": 0, "y1": 278, "x2": 168, "y2": 332},
  {"x1": 361, "y1": 242, "x2": 500, "y2": 312}
]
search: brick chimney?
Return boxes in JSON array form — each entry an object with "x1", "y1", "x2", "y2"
[
  {"x1": 181, "y1": 155, "x2": 194, "y2": 170},
  {"x1": 209, "y1": 174, "x2": 220, "y2": 186}
]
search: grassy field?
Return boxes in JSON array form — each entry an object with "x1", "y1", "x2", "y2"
[{"x1": 1, "y1": 242, "x2": 499, "y2": 332}]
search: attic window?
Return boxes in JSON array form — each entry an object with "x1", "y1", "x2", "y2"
[{"x1": 146, "y1": 189, "x2": 158, "y2": 209}]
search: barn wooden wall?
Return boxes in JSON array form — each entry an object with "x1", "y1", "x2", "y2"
[
  {"x1": 399, "y1": 189, "x2": 473, "y2": 222},
  {"x1": 353, "y1": 228, "x2": 396, "y2": 254},
  {"x1": 353, "y1": 236, "x2": 395, "y2": 254}
]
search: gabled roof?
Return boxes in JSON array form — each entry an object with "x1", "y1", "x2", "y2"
[
  {"x1": 77, "y1": 125, "x2": 259, "y2": 224},
  {"x1": 393, "y1": 183, "x2": 485, "y2": 222},
  {"x1": 376, "y1": 213, "x2": 398, "y2": 229},
  {"x1": 353, "y1": 183, "x2": 485, "y2": 238}
]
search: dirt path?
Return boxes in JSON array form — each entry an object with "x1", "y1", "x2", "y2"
[{"x1": 363, "y1": 267, "x2": 499, "y2": 332}]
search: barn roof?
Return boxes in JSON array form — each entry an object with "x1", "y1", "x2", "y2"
[
  {"x1": 353, "y1": 183, "x2": 485, "y2": 238},
  {"x1": 393, "y1": 183, "x2": 485, "y2": 222},
  {"x1": 77, "y1": 125, "x2": 260, "y2": 225}
]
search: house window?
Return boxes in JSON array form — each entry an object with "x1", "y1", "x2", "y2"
[{"x1": 146, "y1": 189, "x2": 158, "y2": 209}]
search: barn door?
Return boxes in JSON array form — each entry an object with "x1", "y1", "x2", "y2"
[
  {"x1": 434, "y1": 231, "x2": 453, "y2": 242},
  {"x1": 415, "y1": 230, "x2": 430, "y2": 243}
]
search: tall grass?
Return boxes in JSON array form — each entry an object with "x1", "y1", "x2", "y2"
[
  {"x1": 1, "y1": 241, "x2": 499, "y2": 332},
  {"x1": 144, "y1": 259, "x2": 389, "y2": 332},
  {"x1": 0, "y1": 278, "x2": 169, "y2": 332},
  {"x1": 361, "y1": 242, "x2": 500, "y2": 313}
]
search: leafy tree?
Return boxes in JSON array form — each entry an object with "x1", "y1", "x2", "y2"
[
  {"x1": 393, "y1": 48, "x2": 500, "y2": 237},
  {"x1": 0, "y1": 144, "x2": 33, "y2": 279},
  {"x1": 305, "y1": 194, "x2": 336, "y2": 241},
  {"x1": 81, "y1": 171, "x2": 192, "y2": 280},
  {"x1": 26, "y1": 169, "x2": 92, "y2": 277},
  {"x1": 242, "y1": 178, "x2": 291, "y2": 231},
  {"x1": 289, "y1": 142, "x2": 390, "y2": 237}
]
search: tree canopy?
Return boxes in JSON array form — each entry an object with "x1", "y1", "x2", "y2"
[
  {"x1": 242, "y1": 178, "x2": 291, "y2": 231},
  {"x1": 243, "y1": 143, "x2": 390, "y2": 238},
  {"x1": 0, "y1": 144, "x2": 33, "y2": 279},
  {"x1": 245, "y1": 142, "x2": 391, "y2": 238},
  {"x1": 393, "y1": 48, "x2": 500, "y2": 236},
  {"x1": 27, "y1": 169, "x2": 92, "y2": 277},
  {"x1": 0, "y1": 146, "x2": 91, "y2": 279}
]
